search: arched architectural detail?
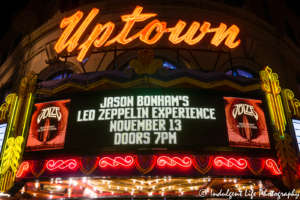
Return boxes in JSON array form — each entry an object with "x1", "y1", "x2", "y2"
[
  {"x1": 220, "y1": 57, "x2": 263, "y2": 73},
  {"x1": 38, "y1": 61, "x2": 82, "y2": 81},
  {"x1": 106, "y1": 49, "x2": 193, "y2": 70}
]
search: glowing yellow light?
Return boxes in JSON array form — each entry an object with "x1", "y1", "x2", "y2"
[{"x1": 260, "y1": 66, "x2": 286, "y2": 136}]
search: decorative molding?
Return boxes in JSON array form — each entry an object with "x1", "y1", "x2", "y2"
[{"x1": 38, "y1": 61, "x2": 82, "y2": 81}]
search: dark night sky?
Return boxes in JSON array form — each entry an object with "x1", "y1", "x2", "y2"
[{"x1": 0, "y1": 1, "x2": 30, "y2": 41}]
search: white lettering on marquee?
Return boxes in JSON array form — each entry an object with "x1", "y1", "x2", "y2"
[{"x1": 76, "y1": 95, "x2": 217, "y2": 145}]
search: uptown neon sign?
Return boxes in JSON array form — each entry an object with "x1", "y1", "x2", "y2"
[{"x1": 54, "y1": 6, "x2": 241, "y2": 62}]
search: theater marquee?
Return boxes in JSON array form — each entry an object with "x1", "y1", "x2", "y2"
[{"x1": 25, "y1": 89, "x2": 271, "y2": 152}]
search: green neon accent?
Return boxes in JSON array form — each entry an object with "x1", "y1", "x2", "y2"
[
  {"x1": 0, "y1": 95, "x2": 18, "y2": 170},
  {"x1": 21, "y1": 93, "x2": 32, "y2": 137}
]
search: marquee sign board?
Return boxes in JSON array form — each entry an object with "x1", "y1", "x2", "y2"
[{"x1": 25, "y1": 89, "x2": 271, "y2": 152}]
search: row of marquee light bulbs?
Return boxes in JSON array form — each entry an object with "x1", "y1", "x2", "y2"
[{"x1": 21, "y1": 177, "x2": 266, "y2": 198}]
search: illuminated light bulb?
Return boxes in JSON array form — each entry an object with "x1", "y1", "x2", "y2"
[
  {"x1": 50, "y1": 195, "x2": 52, "y2": 198},
  {"x1": 131, "y1": 192, "x2": 133, "y2": 195},
  {"x1": 109, "y1": 185, "x2": 111, "y2": 188},
  {"x1": 181, "y1": 192, "x2": 184, "y2": 195},
  {"x1": 102, "y1": 180, "x2": 105, "y2": 184},
  {"x1": 132, "y1": 189, "x2": 134, "y2": 192},
  {"x1": 93, "y1": 187, "x2": 96, "y2": 191},
  {"x1": 88, "y1": 180, "x2": 90, "y2": 183},
  {"x1": 133, "y1": 180, "x2": 136, "y2": 183},
  {"x1": 243, "y1": 186, "x2": 245, "y2": 188},
  {"x1": 188, "y1": 180, "x2": 191, "y2": 183},
  {"x1": 234, "y1": 179, "x2": 237, "y2": 183},
  {"x1": 153, "y1": 186, "x2": 155, "y2": 189},
  {"x1": 203, "y1": 178, "x2": 206, "y2": 182},
  {"x1": 156, "y1": 180, "x2": 158, "y2": 183},
  {"x1": 35, "y1": 182, "x2": 39, "y2": 188},
  {"x1": 117, "y1": 186, "x2": 119, "y2": 190},
  {"x1": 162, "y1": 193, "x2": 164, "y2": 196},
  {"x1": 162, "y1": 188, "x2": 164, "y2": 191},
  {"x1": 169, "y1": 186, "x2": 171, "y2": 190},
  {"x1": 141, "y1": 181, "x2": 144, "y2": 185},
  {"x1": 229, "y1": 179, "x2": 232, "y2": 182},
  {"x1": 111, "y1": 192, "x2": 114, "y2": 195},
  {"x1": 149, "y1": 181, "x2": 151, "y2": 185},
  {"x1": 208, "y1": 179, "x2": 211, "y2": 181},
  {"x1": 169, "y1": 178, "x2": 171, "y2": 181},
  {"x1": 100, "y1": 191, "x2": 102, "y2": 193},
  {"x1": 137, "y1": 186, "x2": 139, "y2": 189},
  {"x1": 224, "y1": 179, "x2": 227, "y2": 182},
  {"x1": 191, "y1": 187, "x2": 193, "y2": 190},
  {"x1": 179, "y1": 188, "x2": 182, "y2": 192},
  {"x1": 141, "y1": 187, "x2": 143, "y2": 190},
  {"x1": 34, "y1": 193, "x2": 36, "y2": 197},
  {"x1": 164, "y1": 179, "x2": 166, "y2": 181},
  {"x1": 235, "y1": 184, "x2": 238, "y2": 187},
  {"x1": 125, "y1": 187, "x2": 127, "y2": 190},
  {"x1": 195, "y1": 187, "x2": 198, "y2": 190}
]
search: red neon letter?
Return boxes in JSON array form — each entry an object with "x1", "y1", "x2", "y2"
[
  {"x1": 167, "y1": 21, "x2": 211, "y2": 45},
  {"x1": 54, "y1": 8, "x2": 99, "y2": 53},
  {"x1": 133, "y1": 19, "x2": 167, "y2": 44},
  {"x1": 77, "y1": 22, "x2": 115, "y2": 62},
  {"x1": 266, "y1": 159, "x2": 281, "y2": 174},
  {"x1": 105, "y1": 6, "x2": 156, "y2": 46},
  {"x1": 210, "y1": 23, "x2": 240, "y2": 48},
  {"x1": 16, "y1": 162, "x2": 29, "y2": 177},
  {"x1": 46, "y1": 159, "x2": 77, "y2": 170},
  {"x1": 214, "y1": 157, "x2": 247, "y2": 169},
  {"x1": 99, "y1": 156, "x2": 134, "y2": 167},
  {"x1": 157, "y1": 156, "x2": 192, "y2": 167}
]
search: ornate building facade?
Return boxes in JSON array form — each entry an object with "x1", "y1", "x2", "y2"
[{"x1": 1, "y1": 0, "x2": 300, "y2": 199}]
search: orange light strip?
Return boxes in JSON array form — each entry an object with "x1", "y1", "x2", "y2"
[{"x1": 55, "y1": 6, "x2": 241, "y2": 62}]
